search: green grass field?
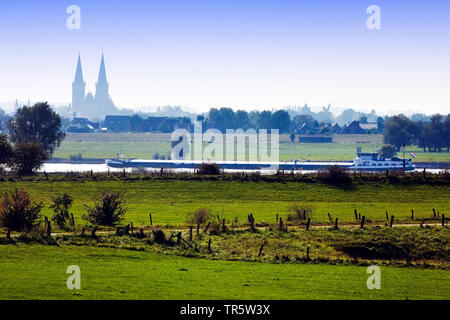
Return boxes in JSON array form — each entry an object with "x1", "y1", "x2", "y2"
[
  {"x1": 53, "y1": 133, "x2": 450, "y2": 162},
  {"x1": 0, "y1": 179, "x2": 448, "y2": 227},
  {"x1": 0, "y1": 244, "x2": 448, "y2": 300}
]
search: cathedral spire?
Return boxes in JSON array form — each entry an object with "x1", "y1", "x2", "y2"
[
  {"x1": 95, "y1": 53, "x2": 109, "y2": 102},
  {"x1": 97, "y1": 53, "x2": 108, "y2": 85},
  {"x1": 72, "y1": 54, "x2": 86, "y2": 112},
  {"x1": 74, "y1": 54, "x2": 84, "y2": 83}
]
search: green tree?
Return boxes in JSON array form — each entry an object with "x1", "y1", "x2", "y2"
[
  {"x1": 10, "y1": 143, "x2": 48, "y2": 176},
  {"x1": 444, "y1": 114, "x2": 450, "y2": 152},
  {"x1": 130, "y1": 114, "x2": 144, "y2": 132},
  {"x1": 0, "y1": 189, "x2": 43, "y2": 239},
  {"x1": 83, "y1": 191, "x2": 126, "y2": 226},
  {"x1": 271, "y1": 110, "x2": 291, "y2": 133},
  {"x1": 50, "y1": 193, "x2": 74, "y2": 228},
  {"x1": 376, "y1": 117, "x2": 385, "y2": 133},
  {"x1": 292, "y1": 114, "x2": 316, "y2": 128},
  {"x1": 8, "y1": 102, "x2": 65, "y2": 155},
  {"x1": 379, "y1": 145, "x2": 397, "y2": 158},
  {"x1": 290, "y1": 133, "x2": 296, "y2": 143},
  {"x1": 359, "y1": 115, "x2": 368, "y2": 124},
  {"x1": 0, "y1": 130, "x2": 14, "y2": 167},
  {"x1": 235, "y1": 110, "x2": 250, "y2": 129},
  {"x1": 383, "y1": 115, "x2": 417, "y2": 151},
  {"x1": 257, "y1": 111, "x2": 272, "y2": 129},
  {"x1": 428, "y1": 114, "x2": 445, "y2": 152}
]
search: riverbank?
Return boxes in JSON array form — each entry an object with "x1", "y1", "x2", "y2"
[{"x1": 45, "y1": 158, "x2": 450, "y2": 172}]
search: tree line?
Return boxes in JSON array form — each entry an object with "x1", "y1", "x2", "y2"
[
  {"x1": 0, "y1": 102, "x2": 65, "y2": 175},
  {"x1": 199, "y1": 108, "x2": 293, "y2": 133},
  {"x1": 384, "y1": 114, "x2": 450, "y2": 152}
]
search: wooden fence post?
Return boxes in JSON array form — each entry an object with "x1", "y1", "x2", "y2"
[
  {"x1": 208, "y1": 238, "x2": 212, "y2": 253},
  {"x1": 354, "y1": 209, "x2": 358, "y2": 221},
  {"x1": 71, "y1": 213, "x2": 75, "y2": 226},
  {"x1": 334, "y1": 218, "x2": 339, "y2": 230},
  {"x1": 46, "y1": 221, "x2": 51, "y2": 237},
  {"x1": 130, "y1": 222, "x2": 134, "y2": 235},
  {"x1": 258, "y1": 245, "x2": 264, "y2": 257},
  {"x1": 360, "y1": 216, "x2": 365, "y2": 229},
  {"x1": 189, "y1": 226, "x2": 193, "y2": 242},
  {"x1": 91, "y1": 226, "x2": 97, "y2": 238},
  {"x1": 204, "y1": 222, "x2": 211, "y2": 233},
  {"x1": 386, "y1": 211, "x2": 389, "y2": 221},
  {"x1": 149, "y1": 213, "x2": 152, "y2": 226},
  {"x1": 306, "y1": 218, "x2": 311, "y2": 231},
  {"x1": 276, "y1": 213, "x2": 279, "y2": 223},
  {"x1": 176, "y1": 232, "x2": 181, "y2": 246},
  {"x1": 442, "y1": 214, "x2": 446, "y2": 227},
  {"x1": 411, "y1": 209, "x2": 414, "y2": 220},
  {"x1": 279, "y1": 217, "x2": 284, "y2": 231},
  {"x1": 328, "y1": 213, "x2": 332, "y2": 222},
  {"x1": 433, "y1": 208, "x2": 436, "y2": 218},
  {"x1": 222, "y1": 218, "x2": 226, "y2": 233},
  {"x1": 197, "y1": 223, "x2": 200, "y2": 236},
  {"x1": 390, "y1": 215, "x2": 394, "y2": 228},
  {"x1": 248, "y1": 214, "x2": 256, "y2": 232}
]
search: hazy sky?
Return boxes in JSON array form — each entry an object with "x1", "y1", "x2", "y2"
[{"x1": 0, "y1": 0, "x2": 449, "y2": 114}]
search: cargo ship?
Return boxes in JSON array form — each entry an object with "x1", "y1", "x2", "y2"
[{"x1": 106, "y1": 148, "x2": 415, "y2": 172}]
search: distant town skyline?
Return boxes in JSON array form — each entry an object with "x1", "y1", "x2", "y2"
[{"x1": 0, "y1": 1, "x2": 449, "y2": 115}]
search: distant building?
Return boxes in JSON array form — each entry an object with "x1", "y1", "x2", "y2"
[
  {"x1": 65, "y1": 117, "x2": 99, "y2": 133},
  {"x1": 72, "y1": 54, "x2": 117, "y2": 120},
  {"x1": 297, "y1": 122, "x2": 320, "y2": 134},
  {"x1": 342, "y1": 121, "x2": 366, "y2": 134},
  {"x1": 331, "y1": 123, "x2": 342, "y2": 134},
  {"x1": 104, "y1": 115, "x2": 131, "y2": 132}
]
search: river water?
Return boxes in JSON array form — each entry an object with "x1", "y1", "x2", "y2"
[{"x1": 40, "y1": 163, "x2": 447, "y2": 174}]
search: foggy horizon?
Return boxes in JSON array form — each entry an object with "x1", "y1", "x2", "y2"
[{"x1": 0, "y1": 0, "x2": 449, "y2": 115}]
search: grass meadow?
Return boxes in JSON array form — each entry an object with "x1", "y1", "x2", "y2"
[
  {"x1": 0, "y1": 178, "x2": 448, "y2": 227},
  {"x1": 53, "y1": 133, "x2": 450, "y2": 162},
  {"x1": 0, "y1": 176, "x2": 448, "y2": 300},
  {"x1": 0, "y1": 244, "x2": 448, "y2": 300}
]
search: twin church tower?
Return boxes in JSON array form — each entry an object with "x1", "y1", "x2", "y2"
[{"x1": 72, "y1": 54, "x2": 117, "y2": 119}]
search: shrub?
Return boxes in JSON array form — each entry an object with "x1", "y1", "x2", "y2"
[
  {"x1": 286, "y1": 205, "x2": 313, "y2": 222},
  {"x1": 209, "y1": 221, "x2": 221, "y2": 235},
  {"x1": 82, "y1": 191, "x2": 126, "y2": 226},
  {"x1": 50, "y1": 193, "x2": 73, "y2": 228},
  {"x1": 319, "y1": 165, "x2": 352, "y2": 185},
  {"x1": 152, "y1": 229, "x2": 166, "y2": 244},
  {"x1": 198, "y1": 163, "x2": 221, "y2": 175},
  {"x1": 0, "y1": 189, "x2": 43, "y2": 238},
  {"x1": 186, "y1": 208, "x2": 211, "y2": 226}
]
